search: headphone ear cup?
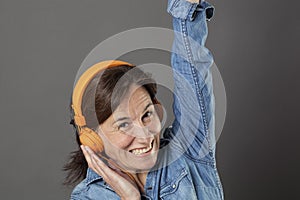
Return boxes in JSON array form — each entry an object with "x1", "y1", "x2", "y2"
[{"x1": 79, "y1": 127, "x2": 104, "y2": 153}]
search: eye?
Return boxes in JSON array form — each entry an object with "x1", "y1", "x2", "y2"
[
  {"x1": 117, "y1": 122, "x2": 131, "y2": 131},
  {"x1": 142, "y1": 111, "x2": 153, "y2": 124}
]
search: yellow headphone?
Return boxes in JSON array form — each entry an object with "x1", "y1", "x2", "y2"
[{"x1": 71, "y1": 60, "x2": 134, "y2": 153}]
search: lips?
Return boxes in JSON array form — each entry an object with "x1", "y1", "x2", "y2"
[{"x1": 129, "y1": 140, "x2": 153, "y2": 156}]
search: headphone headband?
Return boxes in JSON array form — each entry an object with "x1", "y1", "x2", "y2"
[{"x1": 71, "y1": 60, "x2": 133, "y2": 128}]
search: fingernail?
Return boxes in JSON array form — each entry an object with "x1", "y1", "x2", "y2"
[
  {"x1": 81, "y1": 145, "x2": 88, "y2": 152},
  {"x1": 85, "y1": 146, "x2": 91, "y2": 152}
]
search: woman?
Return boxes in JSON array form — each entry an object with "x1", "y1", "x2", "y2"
[{"x1": 65, "y1": 0, "x2": 224, "y2": 199}]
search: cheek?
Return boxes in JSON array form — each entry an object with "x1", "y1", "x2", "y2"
[
  {"x1": 103, "y1": 133, "x2": 134, "y2": 150},
  {"x1": 149, "y1": 115, "x2": 162, "y2": 134}
]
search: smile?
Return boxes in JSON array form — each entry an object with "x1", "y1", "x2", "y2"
[{"x1": 129, "y1": 141, "x2": 153, "y2": 156}]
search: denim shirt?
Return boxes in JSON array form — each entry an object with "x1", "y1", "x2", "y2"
[{"x1": 71, "y1": 1, "x2": 224, "y2": 199}]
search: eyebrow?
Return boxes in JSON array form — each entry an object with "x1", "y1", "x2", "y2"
[
  {"x1": 112, "y1": 102, "x2": 153, "y2": 125},
  {"x1": 143, "y1": 102, "x2": 153, "y2": 113}
]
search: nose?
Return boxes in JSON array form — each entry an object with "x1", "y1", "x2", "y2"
[{"x1": 128, "y1": 122, "x2": 152, "y2": 138}]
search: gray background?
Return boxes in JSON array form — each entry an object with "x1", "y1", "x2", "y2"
[{"x1": 0, "y1": 0, "x2": 299, "y2": 199}]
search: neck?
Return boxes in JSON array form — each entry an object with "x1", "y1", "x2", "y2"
[{"x1": 132, "y1": 171, "x2": 148, "y2": 194}]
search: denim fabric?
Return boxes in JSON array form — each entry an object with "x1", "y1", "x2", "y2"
[{"x1": 71, "y1": 1, "x2": 224, "y2": 199}]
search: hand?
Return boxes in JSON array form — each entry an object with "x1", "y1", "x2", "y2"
[
  {"x1": 186, "y1": 0, "x2": 200, "y2": 3},
  {"x1": 81, "y1": 145, "x2": 141, "y2": 200}
]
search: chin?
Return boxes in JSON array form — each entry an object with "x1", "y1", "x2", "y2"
[{"x1": 136, "y1": 154, "x2": 158, "y2": 171}]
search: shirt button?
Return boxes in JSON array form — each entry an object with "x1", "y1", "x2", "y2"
[{"x1": 172, "y1": 184, "x2": 176, "y2": 189}]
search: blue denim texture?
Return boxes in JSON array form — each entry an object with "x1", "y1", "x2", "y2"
[{"x1": 71, "y1": 1, "x2": 224, "y2": 199}]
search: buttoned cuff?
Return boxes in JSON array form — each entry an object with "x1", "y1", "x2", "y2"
[{"x1": 167, "y1": 0, "x2": 214, "y2": 21}]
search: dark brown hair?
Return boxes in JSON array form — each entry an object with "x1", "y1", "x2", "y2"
[{"x1": 64, "y1": 65, "x2": 157, "y2": 185}]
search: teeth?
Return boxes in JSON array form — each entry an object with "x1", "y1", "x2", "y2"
[{"x1": 131, "y1": 142, "x2": 152, "y2": 155}]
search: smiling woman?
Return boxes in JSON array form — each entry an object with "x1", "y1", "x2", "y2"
[
  {"x1": 65, "y1": 0, "x2": 224, "y2": 199},
  {"x1": 64, "y1": 63, "x2": 162, "y2": 191}
]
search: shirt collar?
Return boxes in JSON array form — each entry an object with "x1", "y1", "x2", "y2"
[{"x1": 85, "y1": 168, "x2": 103, "y2": 186}]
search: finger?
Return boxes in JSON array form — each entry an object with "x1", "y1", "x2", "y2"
[
  {"x1": 84, "y1": 145, "x2": 104, "y2": 167},
  {"x1": 83, "y1": 147, "x2": 132, "y2": 184},
  {"x1": 84, "y1": 147, "x2": 120, "y2": 177},
  {"x1": 80, "y1": 145, "x2": 93, "y2": 164},
  {"x1": 83, "y1": 148, "x2": 122, "y2": 182},
  {"x1": 82, "y1": 146, "x2": 105, "y2": 173},
  {"x1": 81, "y1": 146, "x2": 105, "y2": 177},
  {"x1": 88, "y1": 152, "x2": 133, "y2": 185}
]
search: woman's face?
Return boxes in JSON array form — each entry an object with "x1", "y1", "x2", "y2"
[{"x1": 96, "y1": 85, "x2": 161, "y2": 172}]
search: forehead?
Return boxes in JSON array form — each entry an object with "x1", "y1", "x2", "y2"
[{"x1": 115, "y1": 85, "x2": 151, "y2": 113}]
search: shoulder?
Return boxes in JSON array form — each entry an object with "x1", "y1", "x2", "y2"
[
  {"x1": 156, "y1": 157, "x2": 223, "y2": 199},
  {"x1": 70, "y1": 179, "x2": 88, "y2": 199},
  {"x1": 70, "y1": 170, "x2": 120, "y2": 200}
]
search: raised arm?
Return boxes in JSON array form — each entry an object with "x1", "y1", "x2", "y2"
[{"x1": 166, "y1": 0, "x2": 216, "y2": 162}]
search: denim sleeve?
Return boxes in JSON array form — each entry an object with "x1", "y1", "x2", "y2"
[{"x1": 167, "y1": 0, "x2": 216, "y2": 162}]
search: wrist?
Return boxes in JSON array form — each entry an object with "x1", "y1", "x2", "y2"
[
  {"x1": 121, "y1": 192, "x2": 140, "y2": 200},
  {"x1": 121, "y1": 195, "x2": 140, "y2": 200}
]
